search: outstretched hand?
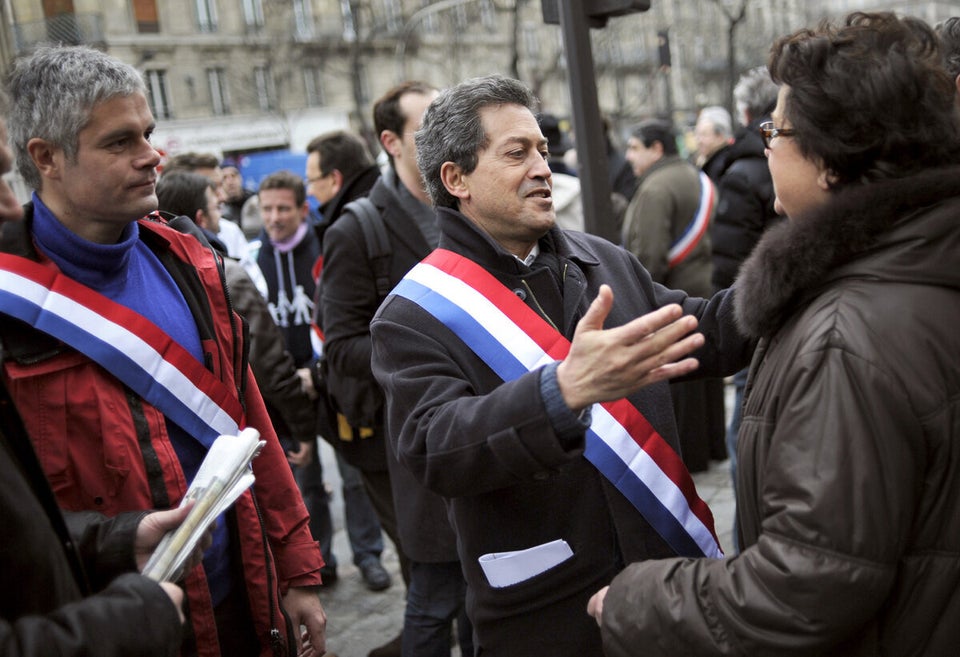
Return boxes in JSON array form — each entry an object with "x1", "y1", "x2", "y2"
[{"x1": 556, "y1": 285, "x2": 703, "y2": 411}]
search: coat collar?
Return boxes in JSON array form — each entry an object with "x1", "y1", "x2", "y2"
[
  {"x1": 435, "y1": 206, "x2": 601, "y2": 274},
  {"x1": 735, "y1": 166, "x2": 960, "y2": 338}
]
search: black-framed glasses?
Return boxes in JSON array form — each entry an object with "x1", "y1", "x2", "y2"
[{"x1": 759, "y1": 121, "x2": 796, "y2": 149}]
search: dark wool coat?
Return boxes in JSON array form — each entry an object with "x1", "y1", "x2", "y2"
[
  {"x1": 371, "y1": 208, "x2": 750, "y2": 656},
  {"x1": 321, "y1": 174, "x2": 460, "y2": 562},
  {"x1": 601, "y1": 167, "x2": 960, "y2": 656},
  {"x1": 709, "y1": 118, "x2": 780, "y2": 292}
]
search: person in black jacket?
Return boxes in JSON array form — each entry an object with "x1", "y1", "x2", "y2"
[
  {"x1": 370, "y1": 74, "x2": 750, "y2": 657},
  {"x1": 707, "y1": 66, "x2": 781, "y2": 551},
  {"x1": 321, "y1": 81, "x2": 472, "y2": 657},
  {"x1": 303, "y1": 132, "x2": 394, "y2": 595}
]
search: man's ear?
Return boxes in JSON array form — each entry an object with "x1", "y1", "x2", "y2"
[
  {"x1": 26, "y1": 137, "x2": 60, "y2": 181},
  {"x1": 330, "y1": 169, "x2": 345, "y2": 195},
  {"x1": 380, "y1": 130, "x2": 402, "y2": 160},
  {"x1": 194, "y1": 208, "x2": 209, "y2": 230},
  {"x1": 440, "y1": 162, "x2": 469, "y2": 201}
]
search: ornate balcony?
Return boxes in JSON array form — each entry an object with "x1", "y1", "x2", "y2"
[{"x1": 13, "y1": 13, "x2": 105, "y2": 53}]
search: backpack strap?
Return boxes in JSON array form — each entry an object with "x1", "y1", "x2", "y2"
[{"x1": 344, "y1": 198, "x2": 393, "y2": 300}]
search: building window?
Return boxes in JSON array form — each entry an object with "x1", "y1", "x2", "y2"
[
  {"x1": 381, "y1": 0, "x2": 402, "y2": 32},
  {"x1": 242, "y1": 0, "x2": 264, "y2": 30},
  {"x1": 340, "y1": 0, "x2": 356, "y2": 41},
  {"x1": 421, "y1": 0, "x2": 439, "y2": 33},
  {"x1": 254, "y1": 66, "x2": 277, "y2": 112},
  {"x1": 195, "y1": 0, "x2": 218, "y2": 33},
  {"x1": 304, "y1": 67, "x2": 325, "y2": 107},
  {"x1": 145, "y1": 69, "x2": 171, "y2": 119},
  {"x1": 294, "y1": 0, "x2": 314, "y2": 39},
  {"x1": 480, "y1": 0, "x2": 496, "y2": 30},
  {"x1": 132, "y1": 0, "x2": 160, "y2": 33},
  {"x1": 207, "y1": 68, "x2": 230, "y2": 115}
]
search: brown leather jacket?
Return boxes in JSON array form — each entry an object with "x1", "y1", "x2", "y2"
[{"x1": 600, "y1": 167, "x2": 960, "y2": 656}]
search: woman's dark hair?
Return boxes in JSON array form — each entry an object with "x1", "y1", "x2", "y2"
[{"x1": 769, "y1": 11, "x2": 960, "y2": 187}]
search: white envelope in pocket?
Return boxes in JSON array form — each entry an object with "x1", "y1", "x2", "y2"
[{"x1": 478, "y1": 538, "x2": 574, "y2": 588}]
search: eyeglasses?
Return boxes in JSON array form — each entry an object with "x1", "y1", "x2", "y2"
[{"x1": 759, "y1": 121, "x2": 796, "y2": 149}]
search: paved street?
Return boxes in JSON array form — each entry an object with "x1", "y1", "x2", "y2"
[{"x1": 316, "y1": 394, "x2": 737, "y2": 657}]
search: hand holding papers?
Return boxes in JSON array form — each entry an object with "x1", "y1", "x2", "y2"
[{"x1": 142, "y1": 427, "x2": 266, "y2": 582}]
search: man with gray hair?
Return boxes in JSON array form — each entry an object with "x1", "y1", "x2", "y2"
[
  {"x1": 370, "y1": 74, "x2": 751, "y2": 655},
  {"x1": 693, "y1": 105, "x2": 734, "y2": 181},
  {"x1": 0, "y1": 45, "x2": 328, "y2": 657}
]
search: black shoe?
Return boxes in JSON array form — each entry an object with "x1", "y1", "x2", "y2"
[
  {"x1": 358, "y1": 560, "x2": 391, "y2": 591},
  {"x1": 319, "y1": 565, "x2": 338, "y2": 587},
  {"x1": 367, "y1": 632, "x2": 401, "y2": 657}
]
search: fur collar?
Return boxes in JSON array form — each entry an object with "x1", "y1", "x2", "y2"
[{"x1": 735, "y1": 166, "x2": 960, "y2": 338}]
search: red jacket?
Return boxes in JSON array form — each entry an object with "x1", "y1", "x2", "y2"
[{"x1": 0, "y1": 210, "x2": 324, "y2": 657}]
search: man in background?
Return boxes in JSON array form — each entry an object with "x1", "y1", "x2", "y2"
[
  {"x1": 162, "y1": 151, "x2": 249, "y2": 259},
  {"x1": 706, "y1": 67, "x2": 781, "y2": 551},
  {"x1": 305, "y1": 130, "x2": 381, "y2": 236},
  {"x1": 693, "y1": 105, "x2": 734, "y2": 182},
  {"x1": 322, "y1": 80, "x2": 472, "y2": 657},
  {"x1": 621, "y1": 118, "x2": 726, "y2": 474},
  {"x1": 252, "y1": 170, "x2": 390, "y2": 593}
]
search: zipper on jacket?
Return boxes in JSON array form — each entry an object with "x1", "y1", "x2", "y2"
[
  {"x1": 520, "y1": 279, "x2": 561, "y2": 332},
  {"x1": 251, "y1": 487, "x2": 292, "y2": 657}
]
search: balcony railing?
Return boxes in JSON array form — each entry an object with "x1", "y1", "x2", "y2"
[{"x1": 13, "y1": 13, "x2": 105, "y2": 52}]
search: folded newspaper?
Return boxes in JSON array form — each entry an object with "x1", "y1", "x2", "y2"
[{"x1": 142, "y1": 427, "x2": 266, "y2": 582}]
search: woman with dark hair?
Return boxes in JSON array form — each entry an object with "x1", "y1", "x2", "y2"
[{"x1": 588, "y1": 12, "x2": 960, "y2": 656}]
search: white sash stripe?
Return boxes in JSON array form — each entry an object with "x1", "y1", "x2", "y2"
[
  {"x1": 407, "y1": 263, "x2": 557, "y2": 371},
  {"x1": 2, "y1": 270, "x2": 239, "y2": 438},
  {"x1": 404, "y1": 262, "x2": 718, "y2": 555}
]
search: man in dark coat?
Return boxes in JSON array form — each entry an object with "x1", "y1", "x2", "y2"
[
  {"x1": 370, "y1": 75, "x2": 750, "y2": 657},
  {"x1": 707, "y1": 67, "x2": 781, "y2": 550},
  {"x1": 321, "y1": 81, "x2": 472, "y2": 657}
]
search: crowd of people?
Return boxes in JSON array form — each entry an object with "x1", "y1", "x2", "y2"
[{"x1": 1, "y1": 9, "x2": 958, "y2": 657}]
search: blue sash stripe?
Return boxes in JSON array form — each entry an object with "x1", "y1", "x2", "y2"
[
  {"x1": 393, "y1": 278, "x2": 535, "y2": 381},
  {"x1": 584, "y1": 432, "x2": 704, "y2": 556},
  {"x1": 0, "y1": 286, "x2": 233, "y2": 447}
]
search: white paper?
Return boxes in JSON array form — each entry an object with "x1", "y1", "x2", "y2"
[
  {"x1": 478, "y1": 538, "x2": 574, "y2": 588},
  {"x1": 142, "y1": 427, "x2": 265, "y2": 582}
]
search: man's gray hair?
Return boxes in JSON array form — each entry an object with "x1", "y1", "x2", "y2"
[
  {"x1": 733, "y1": 66, "x2": 779, "y2": 125},
  {"x1": 415, "y1": 74, "x2": 539, "y2": 209},
  {"x1": 697, "y1": 105, "x2": 733, "y2": 139},
  {"x1": 6, "y1": 45, "x2": 146, "y2": 190}
]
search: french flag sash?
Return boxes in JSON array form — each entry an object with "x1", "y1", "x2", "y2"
[
  {"x1": 392, "y1": 248, "x2": 722, "y2": 558},
  {"x1": 0, "y1": 252, "x2": 242, "y2": 447},
  {"x1": 667, "y1": 171, "x2": 716, "y2": 269}
]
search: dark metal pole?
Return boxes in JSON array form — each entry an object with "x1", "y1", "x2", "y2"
[{"x1": 556, "y1": 0, "x2": 616, "y2": 243}]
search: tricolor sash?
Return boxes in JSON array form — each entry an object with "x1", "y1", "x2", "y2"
[
  {"x1": 0, "y1": 252, "x2": 242, "y2": 447},
  {"x1": 391, "y1": 248, "x2": 722, "y2": 558},
  {"x1": 667, "y1": 171, "x2": 716, "y2": 268}
]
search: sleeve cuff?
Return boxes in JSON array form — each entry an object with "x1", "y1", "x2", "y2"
[{"x1": 539, "y1": 361, "x2": 592, "y2": 446}]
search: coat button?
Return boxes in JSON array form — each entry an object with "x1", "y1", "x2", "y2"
[
  {"x1": 93, "y1": 496, "x2": 104, "y2": 506},
  {"x1": 513, "y1": 288, "x2": 526, "y2": 300}
]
